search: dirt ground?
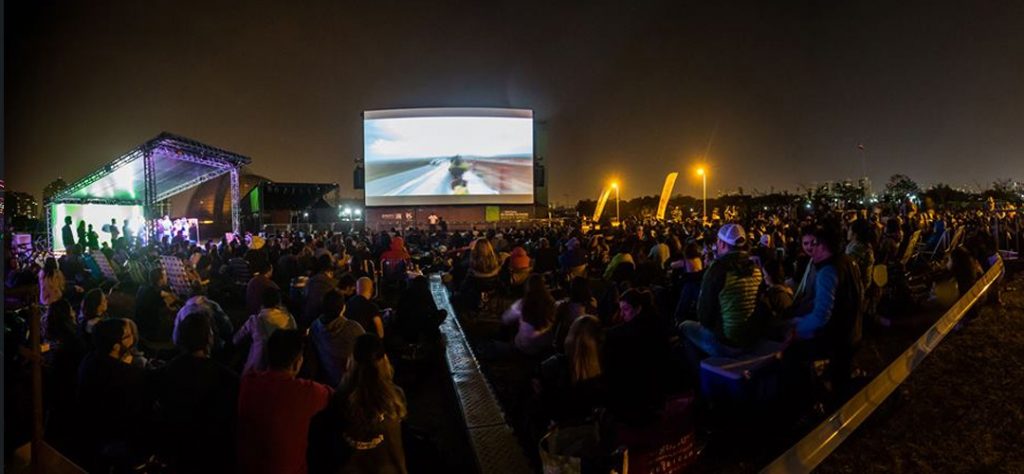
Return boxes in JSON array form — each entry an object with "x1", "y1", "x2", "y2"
[{"x1": 820, "y1": 270, "x2": 1024, "y2": 473}]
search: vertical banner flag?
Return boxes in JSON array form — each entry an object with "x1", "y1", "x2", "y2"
[
  {"x1": 657, "y1": 172, "x2": 679, "y2": 220},
  {"x1": 593, "y1": 187, "x2": 613, "y2": 223}
]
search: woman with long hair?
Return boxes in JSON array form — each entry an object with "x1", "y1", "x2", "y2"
[
  {"x1": 39, "y1": 257, "x2": 66, "y2": 305},
  {"x1": 458, "y1": 238, "x2": 502, "y2": 312},
  {"x1": 468, "y1": 238, "x2": 500, "y2": 277},
  {"x1": 79, "y1": 288, "x2": 109, "y2": 337},
  {"x1": 308, "y1": 334, "x2": 408, "y2": 474},
  {"x1": 41, "y1": 298, "x2": 87, "y2": 450},
  {"x1": 565, "y1": 315, "x2": 603, "y2": 383},
  {"x1": 43, "y1": 299, "x2": 78, "y2": 348},
  {"x1": 552, "y1": 277, "x2": 597, "y2": 351},
  {"x1": 538, "y1": 315, "x2": 606, "y2": 425},
  {"x1": 502, "y1": 274, "x2": 556, "y2": 356}
]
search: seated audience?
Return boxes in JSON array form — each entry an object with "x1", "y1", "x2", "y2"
[
  {"x1": 76, "y1": 318, "x2": 152, "y2": 471},
  {"x1": 392, "y1": 275, "x2": 447, "y2": 346},
  {"x1": 311, "y1": 290, "x2": 366, "y2": 388},
  {"x1": 237, "y1": 329, "x2": 332, "y2": 474},
  {"x1": 307, "y1": 334, "x2": 407, "y2": 474},
  {"x1": 78, "y1": 288, "x2": 109, "y2": 338},
  {"x1": 603, "y1": 288, "x2": 672, "y2": 425},
  {"x1": 155, "y1": 313, "x2": 239, "y2": 473},
  {"x1": 134, "y1": 267, "x2": 179, "y2": 344},
  {"x1": 41, "y1": 299, "x2": 87, "y2": 450},
  {"x1": 502, "y1": 274, "x2": 557, "y2": 357},
  {"x1": 303, "y1": 254, "x2": 339, "y2": 328},
  {"x1": 347, "y1": 277, "x2": 385, "y2": 338},
  {"x1": 538, "y1": 315, "x2": 606, "y2": 425},
  {"x1": 245, "y1": 259, "x2": 279, "y2": 316},
  {"x1": 681, "y1": 224, "x2": 763, "y2": 358},
  {"x1": 235, "y1": 287, "x2": 297, "y2": 374}
]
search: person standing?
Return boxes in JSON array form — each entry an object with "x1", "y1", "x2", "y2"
[
  {"x1": 121, "y1": 219, "x2": 132, "y2": 243},
  {"x1": 76, "y1": 220, "x2": 88, "y2": 248},
  {"x1": 427, "y1": 212, "x2": 439, "y2": 233},
  {"x1": 61, "y1": 216, "x2": 76, "y2": 250},
  {"x1": 86, "y1": 224, "x2": 100, "y2": 252},
  {"x1": 107, "y1": 218, "x2": 121, "y2": 244}
]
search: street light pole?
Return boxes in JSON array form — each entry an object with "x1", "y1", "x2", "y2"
[
  {"x1": 696, "y1": 168, "x2": 707, "y2": 222},
  {"x1": 612, "y1": 182, "x2": 620, "y2": 226},
  {"x1": 702, "y1": 172, "x2": 707, "y2": 221}
]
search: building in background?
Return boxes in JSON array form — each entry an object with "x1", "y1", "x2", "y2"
[
  {"x1": 5, "y1": 190, "x2": 40, "y2": 232},
  {"x1": 42, "y1": 177, "x2": 68, "y2": 203},
  {"x1": 7, "y1": 191, "x2": 38, "y2": 220}
]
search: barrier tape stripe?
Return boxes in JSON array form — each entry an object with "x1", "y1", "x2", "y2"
[{"x1": 761, "y1": 258, "x2": 1005, "y2": 474}]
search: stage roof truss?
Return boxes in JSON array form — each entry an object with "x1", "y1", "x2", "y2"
[{"x1": 49, "y1": 132, "x2": 251, "y2": 206}]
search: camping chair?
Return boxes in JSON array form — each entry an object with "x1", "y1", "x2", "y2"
[
  {"x1": 900, "y1": 230, "x2": 922, "y2": 265},
  {"x1": 161, "y1": 256, "x2": 197, "y2": 299}
]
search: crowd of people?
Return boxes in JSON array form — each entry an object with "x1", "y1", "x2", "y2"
[
  {"x1": 441, "y1": 203, "x2": 1011, "y2": 466},
  {"x1": 2, "y1": 200, "x2": 1017, "y2": 473}
]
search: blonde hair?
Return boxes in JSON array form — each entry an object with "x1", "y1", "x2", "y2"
[
  {"x1": 470, "y1": 238, "x2": 499, "y2": 275},
  {"x1": 565, "y1": 315, "x2": 602, "y2": 384}
]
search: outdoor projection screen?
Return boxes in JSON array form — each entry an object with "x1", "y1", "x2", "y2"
[{"x1": 363, "y1": 108, "x2": 534, "y2": 206}]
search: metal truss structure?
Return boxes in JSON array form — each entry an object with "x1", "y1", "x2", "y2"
[{"x1": 46, "y1": 132, "x2": 252, "y2": 249}]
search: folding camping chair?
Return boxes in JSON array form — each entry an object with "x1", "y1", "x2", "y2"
[
  {"x1": 160, "y1": 255, "x2": 195, "y2": 299},
  {"x1": 90, "y1": 250, "x2": 120, "y2": 283},
  {"x1": 900, "y1": 230, "x2": 922, "y2": 265}
]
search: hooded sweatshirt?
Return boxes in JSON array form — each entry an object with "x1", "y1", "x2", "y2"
[{"x1": 234, "y1": 307, "x2": 296, "y2": 374}]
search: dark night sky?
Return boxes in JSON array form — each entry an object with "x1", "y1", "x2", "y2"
[{"x1": 6, "y1": 1, "x2": 1024, "y2": 204}]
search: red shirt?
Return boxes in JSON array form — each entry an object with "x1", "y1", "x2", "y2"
[{"x1": 237, "y1": 371, "x2": 332, "y2": 474}]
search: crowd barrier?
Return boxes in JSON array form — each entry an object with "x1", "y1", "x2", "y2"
[
  {"x1": 429, "y1": 275, "x2": 533, "y2": 474},
  {"x1": 761, "y1": 257, "x2": 1005, "y2": 474}
]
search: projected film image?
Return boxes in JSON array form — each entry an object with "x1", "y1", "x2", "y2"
[
  {"x1": 364, "y1": 108, "x2": 534, "y2": 206},
  {"x1": 50, "y1": 203, "x2": 145, "y2": 253}
]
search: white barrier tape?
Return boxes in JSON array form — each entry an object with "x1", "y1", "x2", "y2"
[{"x1": 761, "y1": 257, "x2": 1005, "y2": 474}]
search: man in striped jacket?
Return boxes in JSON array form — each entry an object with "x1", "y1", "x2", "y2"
[{"x1": 681, "y1": 223, "x2": 764, "y2": 357}]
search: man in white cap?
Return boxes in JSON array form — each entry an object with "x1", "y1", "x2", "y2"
[{"x1": 680, "y1": 223, "x2": 764, "y2": 358}]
